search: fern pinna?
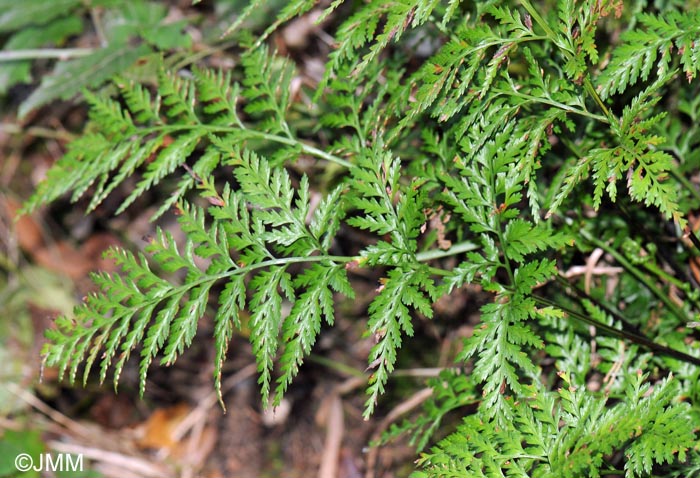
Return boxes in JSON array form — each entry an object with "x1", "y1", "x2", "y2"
[{"x1": 25, "y1": 0, "x2": 700, "y2": 476}]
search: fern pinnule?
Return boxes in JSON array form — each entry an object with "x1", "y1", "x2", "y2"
[
  {"x1": 193, "y1": 67, "x2": 240, "y2": 126},
  {"x1": 118, "y1": 77, "x2": 161, "y2": 125},
  {"x1": 241, "y1": 46, "x2": 295, "y2": 136},
  {"x1": 158, "y1": 68, "x2": 199, "y2": 124},
  {"x1": 248, "y1": 267, "x2": 291, "y2": 403}
]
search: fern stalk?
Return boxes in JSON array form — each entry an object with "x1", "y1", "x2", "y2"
[{"x1": 580, "y1": 229, "x2": 690, "y2": 325}]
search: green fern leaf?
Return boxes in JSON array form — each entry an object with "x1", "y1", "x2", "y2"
[
  {"x1": 118, "y1": 77, "x2": 161, "y2": 125},
  {"x1": 249, "y1": 267, "x2": 292, "y2": 403},
  {"x1": 194, "y1": 67, "x2": 241, "y2": 126},
  {"x1": 597, "y1": 10, "x2": 700, "y2": 99},
  {"x1": 158, "y1": 68, "x2": 200, "y2": 123},
  {"x1": 365, "y1": 266, "x2": 436, "y2": 418},
  {"x1": 275, "y1": 263, "x2": 350, "y2": 401},
  {"x1": 241, "y1": 47, "x2": 295, "y2": 136}
]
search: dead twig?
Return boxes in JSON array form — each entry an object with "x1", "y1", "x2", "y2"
[
  {"x1": 48, "y1": 441, "x2": 171, "y2": 478},
  {"x1": 365, "y1": 387, "x2": 434, "y2": 478},
  {"x1": 317, "y1": 393, "x2": 345, "y2": 478}
]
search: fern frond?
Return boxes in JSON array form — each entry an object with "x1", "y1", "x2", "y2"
[
  {"x1": 597, "y1": 9, "x2": 700, "y2": 99},
  {"x1": 83, "y1": 89, "x2": 134, "y2": 136},
  {"x1": 248, "y1": 267, "x2": 291, "y2": 402},
  {"x1": 275, "y1": 262, "x2": 351, "y2": 401},
  {"x1": 344, "y1": 144, "x2": 440, "y2": 416},
  {"x1": 594, "y1": 74, "x2": 683, "y2": 225},
  {"x1": 348, "y1": 147, "x2": 423, "y2": 255},
  {"x1": 365, "y1": 266, "x2": 436, "y2": 418},
  {"x1": 27, "y1": 3, "x2": 700, "y2": 475},
  {"x1": 117, "y1": 77, "x2": 161, "y2": 125},
  {"x1": 314, "y1": 0, "x2": 479, "y2": 106},
  {"x1": 41, "y1": 139, "x2": 354, "y2": 407},
  {"x1": 396, "y1": 3, "x2": 552, "y2": 134},
  {"x1": 503, "y1": 219, "x2": 570, "y2": 263},
  {"x1": 22, "y1": 46, "x2": 347, "y2": 219},
  {"x1": 457, "y1": 291, "x2": 544, "y2": 423}
]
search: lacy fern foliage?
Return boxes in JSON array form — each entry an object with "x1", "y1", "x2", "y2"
[
  {"x1": 415, "y1": 373, "x2": 694, "y2": 478},
  {"x1": 24, "y1": 0, "x2": 700, "y2": 475},
  {"x1": 43, "y1": 143, "x2": 352, "y2": 404}
]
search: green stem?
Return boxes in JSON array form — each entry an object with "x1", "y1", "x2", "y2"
[
  {"x1": 643, "y1": 261, "x2": 687, "y2": 290},
  {"x1": 502, "y1": 88, "x2": 609, "y2": 123},
  {"x1": 532, "y1": 293, "x2": 700, "y2": 367},
  {"x1": 0, "y1": 123, "x2": 76, "y2": 142},
  {"x1": 519, "y1": 0, "x2": 558, "y2": 40},
  {"x1": 0, "y1": 48, "x2": 94, "y2": 61},
  {"x1": 236, "y1": 254, "x2": 353, "y2": 275},
  {"x1": 496, "y1": 224, "x2": 515, "y2": 285},
  {"x1": 415, "y1": 241, "x2": 480, "y2": 262},
  {"x1": 307, "y1": 354, "x2": 365, "y2": 378},
  {"x1": 115, "y1": 254, "x2": 356, "y2": 324},
  {"x1": 427, "y1": 266, "x2": 451, "y2": 277},
  {"x1": 669, "y1": 166, "x2": 700, "y2": 205},
  {"x1": 225, "y1": 127, "x2": 352, "y2": 167},
  {"x1": 583, "y1": 77, "x2": 616, "y2": 124},
  {"x1": 580, "y1": 229, "x2": 689, "y2": 325},
  {"x1": 152, "y1": 124, "x2": 353, "y2": 168}
]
